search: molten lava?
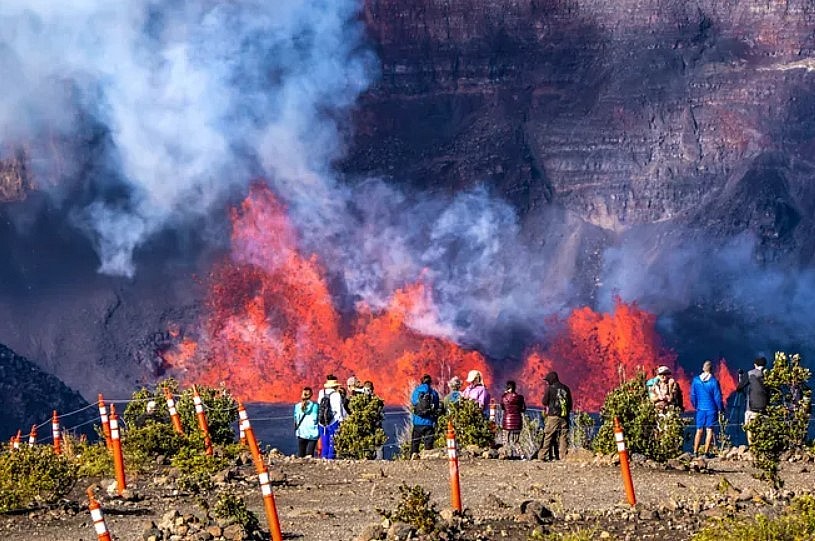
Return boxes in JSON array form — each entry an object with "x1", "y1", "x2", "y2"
[
  {"x1": 164, "y1": 183, "x2": 736, "y2": 407},
  {"x1": 163, "y1": 183, "x2": 490, "y2": 403}
]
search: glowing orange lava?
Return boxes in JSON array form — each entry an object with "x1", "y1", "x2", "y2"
[{"x1": 163, "y1": 183, "x2": 489, "y2": 403}]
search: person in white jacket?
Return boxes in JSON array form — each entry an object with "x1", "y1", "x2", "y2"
[{"x1": 316, "y1": 375, "x2": 349, "y2": 459}]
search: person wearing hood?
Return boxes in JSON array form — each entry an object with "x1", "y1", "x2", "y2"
[
  {"x1": 538, "y1": 371, "x2": 572, "y2": 460},
  {"x1": 461, "y1": 369, "x2": 491, "y2": 415},
  {"x1": 690, "y1": 360, "x2": 724, "y2": 457},
  {"x1": 736, "y1": 356, "x2": 768, "y2": 446}
]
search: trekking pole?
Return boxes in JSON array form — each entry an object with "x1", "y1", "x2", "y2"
[
  {"x1": 86, "y1": 487, "x2": 113, "y2": 541},
  {"x1": 98, "y1": 394, "x2": 112, "y2": 451},
  {"x1": 164, "y1": 387, "x2": 185, "y2": 435},
  {"x1": 446, "y1": 420, "x2": 463, "y2": 512},
  {"x1": 192, "y1": 386, "x2": 214, "y2": 456},
  {"x1": 52, "y1": 410, "x2": 62, "y2": 455},
  {"x1": 28, "y1": 424, "x2": 37, "y2": 446},
  {"x1": 109, "y1": 404, "x2": 127, "y2": 495},
  {"x1": 613, "y1": 417, "x2": 636, "y2": 506}
]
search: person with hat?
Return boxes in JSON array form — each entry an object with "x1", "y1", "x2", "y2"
[
  {"x1": 461, "y1": 369, "x2": 491, "y2": 416},
  {"x1": 649, "y1": 365, "x2": 679, "y2": 412},
  {"x1": 538, "y1": 371, "x2": 572, "y2": 461},
  {"x1": 293, "y1": 386, "x2": 319, "y2": 457},
  {"x1": 316, "y1": 374, "x2": 349, "y2": 459}
]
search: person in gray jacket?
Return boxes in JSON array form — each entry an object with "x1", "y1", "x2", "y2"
[{"x1": 736, "y1": 356, "x2": 768, "y2": 445}]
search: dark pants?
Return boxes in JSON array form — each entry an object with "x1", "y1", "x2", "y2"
[
  {"x1": 410, "y1": 424, "x2": 435, "y2": 455},
  {"x1": 297, "y1": 437, "x2": 317, "y2": 458}
]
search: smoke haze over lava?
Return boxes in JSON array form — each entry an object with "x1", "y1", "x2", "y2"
[{"x1": 1, "y1": 1, "x2": 813, "y2": 402}]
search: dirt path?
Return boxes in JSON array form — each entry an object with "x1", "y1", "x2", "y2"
[{"x1": 1, "y1": 455, "x2": 811, "y2": 540}]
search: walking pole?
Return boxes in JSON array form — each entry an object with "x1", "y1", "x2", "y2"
[
  {"x1": 98, "y1": 394, "x2": 112, "y2": 451},
  {"x1": 109, "y1": 404, "x2": 127, "y2": 495},
  {"x1": 613, "y1": 417, "x2": 637, "y2": 506},
  {"x1": 446, "y1": 421, "x2": 463, "y2": 512},
  {"x1": 87, "y1": 488, "x2": 113, "y2": 541},
  {"x1": 192, "y1": 386, "x2": 214, "y2": 456}
]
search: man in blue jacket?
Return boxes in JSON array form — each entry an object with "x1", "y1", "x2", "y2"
[
  {"x1": 690, "y1": 359, "x2": 724, "y2": 457},
  {"x1": 410, "y1": 374, "x2": 440, "y2": 459}
]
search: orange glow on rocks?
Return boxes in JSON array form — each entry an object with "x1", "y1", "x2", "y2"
[{"x1": 163, "y1": 183, "x2": 488, "y2": 403}]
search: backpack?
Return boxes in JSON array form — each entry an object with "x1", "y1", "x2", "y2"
[
  {"x1": 556, "y1": 387, "x2": 570, "y2": 418},
  {"x1": 318, "y1": 393, "x2": 335, "y2": 426},
  {"x1": 414, "y1": 391, "x2": 436, "y2": 418},
  {"x1": 671, "y1": 384, "x2": 685, "y2": 412}
]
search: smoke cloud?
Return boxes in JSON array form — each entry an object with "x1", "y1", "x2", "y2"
[{"x1": 0, "y1": 0, "x2": 374, "y2": 276}]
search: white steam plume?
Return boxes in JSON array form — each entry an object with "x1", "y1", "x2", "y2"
[{"x1": 0, "y1": 0, "x2": 373, "y2": 276}]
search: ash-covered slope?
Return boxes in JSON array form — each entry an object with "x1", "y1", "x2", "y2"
[{"x1": 0, "y1": 343, "x2": 91, "y2": 440}]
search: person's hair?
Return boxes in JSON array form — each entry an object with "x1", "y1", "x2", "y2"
[
  {"x1": 754, "y1": 356, "x2": 767, "y2": 368},
  {"x1": 505, "y1": 380, "x2": 516, "y2": 392},
  {"x1": 702, "y1": 359, "x2": 713, "y2": 372},
  {"x1": 363, "y1": 380, "x2": 374, "y2": 389},
  {"x1": 421, "y1": 374, "x2": 432, "y2": 385},
  {"x1": 302, "y1": 386, "x2": 313, "y2": 395}
]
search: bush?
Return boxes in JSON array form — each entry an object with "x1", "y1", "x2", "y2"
[
  {"x1": 335, "y1": 393, "x2": 387, "y2": 459},
  {"x1": 74, "y1": 441, "x2": 113, "y2": 478},
  {"x1": 693, "y1": 493, "x2": 815, "y2": 540},
  {"x1": 0, "y1": 446, "x2": 78, "y2": 511},
  {"x1": 123, "y1": 422, "x2": 185, "y2": 472},
  {"x1": 213, "y1": 490, "x2": 261, "y2": 537},
  {"x1": 170, "y1": 446, "x2": 229, "y2": 494},
  {"x1": 571, "y1": 410, "x2": 596, "y2": 450},
  {"x1": 518, "y1": 413, "x2": 545, "y2": 459},
  {"x1": 592, "y1": 371, "x2": 684, "y2": 462},
  {"x1": 750, "y1": 352, "x2": 812, "y2": 488},
  {"x1": 434, "y1": 398, "x2": 495, "y2": 449},
  {"x1": 378, "y1": 484, "x2": 439, "y2": 535}
]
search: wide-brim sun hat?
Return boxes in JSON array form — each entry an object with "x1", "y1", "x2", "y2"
[
  {"x1": 657, "y1": 365, "x2": 672, "y2": 376},
  {"x1": 466, "y1": 369, "x2": 482, "y2": 383},
  {"x1": 324, "y1": 377, "x2": 340, "y2": 388}
]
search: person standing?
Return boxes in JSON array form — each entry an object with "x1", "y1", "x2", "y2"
[
  {"x1": 736, "y1": 356, "x2": 768, "y2": 445},
  {"x1": 500, "y1": 380, "x2": 526, "y2": 457},
  {"x1": 317, "y1": 375, "x2": 349, "y2": 459},
  {"x1": 648, "y1": 366, "x2": 679, "y2": 412},
  {"x1": 461, "y1": 369, "x2": 491, "y2": 415},
  {"x1": 443, "y1": 376, "x2": 463, "y2": 411},
  {"x1": 293, "y1": 387, "x2": 319, "y2": 458},
  {"x1": 410, "y1": 374, "x2": 440, "y2": 459},
  {"x1": 538, "y1": 371, "x2": 572, "y2": 460},
  {"x1": 691, "y1": 359, "x2": 725, "y2": 457}
]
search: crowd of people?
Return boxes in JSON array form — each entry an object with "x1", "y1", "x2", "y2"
[{"x1": 291, "y1": 357, "x2": 787, "y2": 461}]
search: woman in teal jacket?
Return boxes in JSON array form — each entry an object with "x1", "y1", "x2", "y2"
[{"x1": 294, "y1": 387, "x2": 319, "y2": 457}]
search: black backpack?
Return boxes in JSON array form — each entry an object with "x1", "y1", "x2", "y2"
[
  {"x1": 414, "y1": 391, "x2": 436, "y2": 418},
  {"x1": 318, "y1": 393, "x2": 335, "y2": 426},
  {"x1": 672, "y1": 384, "x2": 685, "y2": 412}
]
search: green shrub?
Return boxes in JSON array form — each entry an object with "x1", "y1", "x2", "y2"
[
  {"x1": 123, "y1": 422, "x2": 185, "y2": 472},
  {"x1": 74, "y1": 441, "x2": 113, "y2": 478},
  {"x1": 693, "y1": 493, "x2": 815, "y2": 540},
  {"x1": 571, "y1": 410, "x2": 596, "y2": 450},
  {"x1": 518, "y1": 412, "x2": 545, "y2": 459},
  {"x1": 213, "y1": 490, "x2": 261, "y2": 536},
  {"x1": 749, "y1": 352, "x2": 813, "y2": 488},
  {"x1": 123, "y1": 378, "x2": 238, "y2": 447},
  {"x1": 170, "y1": 446, "x2": 228, "y2": 493},
  {"x1": 0, "y1": 446, "x2": 78, "y2": 511},
  {"x1": 378, "y1": 484, "x2": 439, "y2": 534},
  {"x1": 335, "y1": 393, "x2": 387, "y2": 459},
  {"x1": 434, "y1": 398, "x2": 495, "y2": 449},
  {"x1": 592, "y1": 371, "x2": 684, "y2": 462}
]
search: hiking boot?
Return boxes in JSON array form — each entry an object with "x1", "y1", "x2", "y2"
[{"x1": 410, "y1": 453, "x2": 420, "y2": 460}]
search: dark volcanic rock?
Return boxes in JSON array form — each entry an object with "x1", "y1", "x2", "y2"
[
  {"x1": 350, "y1": 0, "x2": 815, "y2": 250},
  {"x1": 0, "y1": 343, "x2": 91, "y2": 440}
]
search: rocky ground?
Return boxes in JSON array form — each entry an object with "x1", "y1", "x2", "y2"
[{"x1": 2, "y1": 448, "x2": 813, "y2": 541}]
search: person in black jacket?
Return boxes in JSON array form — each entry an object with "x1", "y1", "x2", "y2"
[
  {"x1": 736, "y1": 356, "x2": 768, "y2": 445},
  {"x1": 537, "y1": 371, "x2": 572, "y2": 461}
]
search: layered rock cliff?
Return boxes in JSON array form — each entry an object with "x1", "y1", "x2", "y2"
[{"x1": 349, "y1": 0, "x2": 815, "y2": 257}]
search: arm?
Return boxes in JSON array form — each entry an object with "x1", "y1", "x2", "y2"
[
  {"x1": 690, "y1": 380, "x2": 698, "y2": 410},
  {"x1": 714, "y1": 381, "x2": 724, "y2": 412}
]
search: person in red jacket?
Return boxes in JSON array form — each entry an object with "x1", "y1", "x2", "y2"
[{"x1": 500, "y1": 380, "x2": 526, "y2": 458}]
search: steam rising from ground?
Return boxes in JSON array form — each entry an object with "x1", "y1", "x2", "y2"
[{"x1": 0, "y1": 0, "x2": 373, "y2": 276}]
